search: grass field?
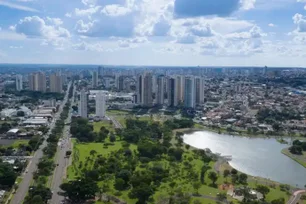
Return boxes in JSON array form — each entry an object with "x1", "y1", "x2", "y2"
[
  {"x1": 93, "y1": 121, "x2": 114, "y2": 133},
  {"x1": 10, "y1": 140, "x2": 29, "y2": 148},
  {"x1": 0, "y1": 139, "x2": 29, "y2": 148},
  {"x1": 67, "y1": 139, "x2": 137, "y2": 180}
]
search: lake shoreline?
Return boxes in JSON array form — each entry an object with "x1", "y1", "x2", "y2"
[
  {"x1": 191, "y1": 124, "x2": 306, "y2": 140},
  {"x1": 281, "y1": 148, "x2": 306, "y2": 169},
  {"x1": 182, "y1": 129, "x2": 306, "y2": 189}
]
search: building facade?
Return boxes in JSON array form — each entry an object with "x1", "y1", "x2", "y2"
[
  {"x1": 50, "y1": 73, "x2": 62, "y2": 93},
  {"x1": 167, "y1": 77, "x2": 178, "y2": 107},
  {"x1": 195, "y1": 77, "x2": 205, "y2": 105},
  {"x1": 184, "y1": 76, "x2": 196, "y2": 108},
  {"x1": 16, "y1": 75, "x2": 23, "y2": 91},
  {"x1": 136, "y1": 73, "x2": 153, "y2": 107},
  {"x1": 79, "y1": 89, "x2": 88, "y2": 118},
  {"x1": 29, "y1": 72, "x2": 46, "y2": 92},
  {"x1": 92, "y1": 71, "x2": 98, "y2": 88},
  {"x1": 95, "y1": 91, "x2": 106, "y2": 118},
  {"x1": 156, "y1": 75, "x2": 165, "y2": 105}
]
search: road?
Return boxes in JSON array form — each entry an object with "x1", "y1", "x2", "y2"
[
  {"x1": 49, "y1": 83, "x2": 75, "y2": 204},
  {"x1": 10, "y1": 83, "x2": 71, "y2": 204},
  {"x1": 108, "y1": 116, "x2": 123, "y2": 129},
  {"x1": 287, "y1": 190, "x2": 306, "y2": 204}
]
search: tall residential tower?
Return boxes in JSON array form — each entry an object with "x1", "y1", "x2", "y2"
[
  {"x1": 79, "y1": 89, "x2": 88, "y2": 118},
  {"x1": 95, "y1": 91, "x2": 106, "y2": 118}
]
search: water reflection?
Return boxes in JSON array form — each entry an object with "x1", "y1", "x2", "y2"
[{"x1": 183, "y1": 131, "x2": 306, "y2": 188}]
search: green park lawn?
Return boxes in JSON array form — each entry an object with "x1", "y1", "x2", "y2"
[
  {"x1": 93, "y1": 121, "x2": 114, "y2": 132},
  {"x1": 7, "y1": 139, "x2": 29, "y2": 148}
]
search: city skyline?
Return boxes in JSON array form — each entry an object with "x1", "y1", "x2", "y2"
[{"x1": 1, "y1": 1, "x2": 306, "y2": 66}]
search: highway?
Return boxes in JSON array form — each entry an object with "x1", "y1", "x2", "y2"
[
  {"x1": 49, "y1": 83, "x2": 75, "y2": 204},
  {"x1": 10, "y1": 83, "x2": 71, "y2": 204}
]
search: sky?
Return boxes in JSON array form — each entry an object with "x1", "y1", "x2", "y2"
[{"x1": 0, "y1": 0, "x2": 306, "y2": 67}]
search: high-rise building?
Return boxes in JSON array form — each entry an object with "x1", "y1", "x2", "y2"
[
  {"x1": 167, "y1": 77, "x2": 178, "y2": 107},
  {"x1": 195, "y1": 77, "x2": 205, "y2": 105},
  {"x1": 136, "y1": 74, "x2": 142, "y2": 104},
  {"x1": 142, "y1": 73, "x2": 153, "y2": 107},
  {"x1": 115, "y1": 74, "x2": 120, "y2": 90},
  {"x1": 136, "y1": 73, "x2": 153, "y2": 107},
  {"x1": 95, "y1": 91, "x2": 106, "y2": 118},
  {"x1": 118, "y1": 76, "x2": 125, "y2": 91},
  {"x1": 16, "y1": 75, "x2": 23, "y2": 91},
  {"x1": 98, "y1": 66, "x2": 104, "y2": 77},
  {"x1": 50, "y1": 73, "x2": 62, "y2": 93},
  {"x1": 92, "y1": 71, "x2": 98, "y2": 88},
  {"x1": 156, "y1": 75, "x2": 165, "y2": 105},
  {"x1": 79, "y1": 89, "x2": 88, "y2": 118},
  {"x1": 29, "y1": 72, "x2": 46, "y2": 92},
  {"x1": 184, "y1": 76, "x2": 195, "y2": 108},
  {"x1": 176, "y1": 75, "x2": 185, "y2": 104}
]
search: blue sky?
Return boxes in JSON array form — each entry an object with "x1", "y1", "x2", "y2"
[{"x1": 0, "y1": 0, "x2": 306, "y2": 66}]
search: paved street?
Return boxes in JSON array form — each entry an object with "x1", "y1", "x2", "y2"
[
  {"x1": 108, "y1": 116, "x2": 123, "y2": 129},
  {"x1": 10, "y1": 83, "x2": 71, "y2": 204},
  {"x1": 287, "y1": 190, "x2": 306, "y2": 204},
  {"x1": 49, "y1": 84, "x2": 75, "y2": 204}
]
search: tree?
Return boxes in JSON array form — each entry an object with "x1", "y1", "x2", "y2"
[
  {"x1": 271, "y1": 198, "x2": 285, "y2": 204},
  {"x1": 0, "y1": 162, "x2": 17, "y2": 188},
  {"x1": 223, "y1": 170, "x2": 230, "y2": 179},
  {"x1": 114, "y1": 178, "x2": 125, "y2": 191},
  {"x1": 66, "y1": 150, "x2": 72, "y2": 157},
  {"x1": 110, "y1": 134, "x2": 116, "y2": 143},
  {"x1": 200, "y1": 164, "x2": 211, "y2": 184},
  {"x1": 129, "y1": 183, "x2": 154, "y2": 204},
  {"x1": 24, "y1": 185, "x2": 52, "y2": 204},
  {"x1": 231, "y1": 168, "x2": 238, "y2": 175},
  {"x1": 30, "y1": 195, "x2": 44, "y2": 204},
  {"x1": 193, "y1": 182, "x2": 201, "y2": 194},
  {"x1": 89, "y1": 150, "x2": 97, "y2": 157},
  {"x1": 256, "y1": 185, "x2": 270, "y2": 199},
  {"x1": 60, "y1": 178, "x2": 99, "y2": 203},
  {"x1": 17, "y1": 111, "x2": 25, "y2": 117},
  {"x1": 216, "y1": 193, "x2": 227, "y2": 202},
  {"x1": 239, "y1": 173, "x2": 248, "y2": 184},
  {"x1": 208, "y1": 171, "x2": 218, "y2": 185}
]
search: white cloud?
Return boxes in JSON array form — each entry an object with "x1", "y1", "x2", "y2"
[
  {"x1": 101, "y1": 4, "x2": 132, "y2": 16},
  {"x1": 176, "y1": 34, "x2": 196, "y2": 44},
  {"x1": 293, "y1": 13, "x2": 306, "y2": 32},
  {"x1": 190, "y1": 24, "x2": 213, "y2": 37},
  {"x1": 0, "y1": 1, "x2": 38, "y2": 12},
  {"x1": 152, "y1": 17, "x2": 171, "y2": 36},
  {"x1": 65, "y1": 13, "x2": 72, "y2": 18},
  {"x1": 13, "y1": 16, "x2": 70, "y2": 39},
  {"x1": 268, "y1": 23, "x2": 275, "y2": 27},
  {"x1": 75, "y1": 6, "x2": 101, "y2": 17},
  {"x1": 241, "y1": 0, "x2": 256, "y2": 10}
]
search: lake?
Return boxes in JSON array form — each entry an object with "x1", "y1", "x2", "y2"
[{"x1": 183, "y1": 131, "x2": 306, "y2": 188}]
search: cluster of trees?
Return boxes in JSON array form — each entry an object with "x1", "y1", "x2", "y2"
[
  {"x1": 0, "y1": 122, "x2": 13, "y2": 134},
  {"x1": 24, "y1": 185, "x2": 52, "y2": 204},
  {"x1": 70, "y1": 118, "x2": 95, "y2": 142},
  {"x1": 223, "y1": 169, "x2": 248, "y2": 185},
  {"x1": 0, "y1": 160, "x2": 17, "y2": 189},
  {"x1": 257, "y1": 108, "x2": 301, "y2": 125},
  {"x1": 289, "y1": 140, "x2": 306, "y2": 155},
  {"x1": 6, "y1": 90, "x2": 64, "y2": 101}
]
